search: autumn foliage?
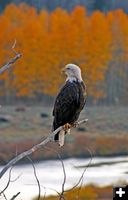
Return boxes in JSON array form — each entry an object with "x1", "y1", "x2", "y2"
[
  {"x1": 38, "y1": 185, "x2": 112, "y2": 200},
  {"x1": 0, "y1": 3, "x2": 128, "y2": 104}
]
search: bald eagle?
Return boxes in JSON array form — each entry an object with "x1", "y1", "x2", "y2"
[{"x1": 52, "y1": 64, "x2": 87, "y2": 146}]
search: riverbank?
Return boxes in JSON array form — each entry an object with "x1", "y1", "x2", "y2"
[{"x1": 1, "y1": 157, "x2": 128, "y2": 200}]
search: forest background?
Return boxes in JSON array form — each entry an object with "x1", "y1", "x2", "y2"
[{"x1": 0, "y1": 0, "x2": 128, "y2": 105}]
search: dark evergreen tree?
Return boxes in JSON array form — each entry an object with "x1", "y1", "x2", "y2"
[
  {"x1": 93, "y1": 0, "x2": 109, "y2": 12},
  {"x1": 0, "y1": 0, "x2": 12, "y2": 12},
  {"x1": 0, "y1": 0, "x2": 128, "y2": 13}
]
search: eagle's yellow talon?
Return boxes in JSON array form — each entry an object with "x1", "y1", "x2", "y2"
[{"x1": 63, "y1": 123, "x2": 71, "y2": 130}]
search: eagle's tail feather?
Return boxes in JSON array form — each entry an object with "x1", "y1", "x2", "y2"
[
  {"x1": 54, "y1": 130, "x2": 65, "y2": 146},
  {"x1": 54, "y1": 130, "x2": 67, "y2": 147},
  {"x1": 54, "y1": 132, "x2": 59, "y2": 141}
]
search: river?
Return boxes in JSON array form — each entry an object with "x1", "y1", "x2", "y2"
[{"x1": 0, "y1": 156, "x2": 128, "y2": 200}]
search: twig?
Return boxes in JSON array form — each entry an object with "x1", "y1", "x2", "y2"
[
  {"x1": 0, "y1": 166, "x2": 21, "y2": 196},
  {"x1": 0, "y1": 167, "x2": 13, "y2": 195},
  {"x1": 65, "y1": 147, "x2": 92, "y2": 193},
  {"x1": 43, "y1": 145, "x2": 92, "y2": 200},
  {"x1": 0, "y1": 119, "x2": 88, "y2": 179},
  {"x1": 10, "y1": 173, "x2": 22, "y2": 183},
  {"x1": 27, "y1": 156, "x2": 41, "y2": 200},
  {"x1": 0, "y1": 40, "x2": 22, "y2": 75},
  {"x1": 10, "y1": 192, "x2": 20, "y2": 200},
  {"x1": 60, "y1": 156, "x2": 66, "y2": 200},
  {"x1": 3, "y1": 193, "x2": 7, "y2": 200},
  {"x1": 44, "y1": 147, "x2": 67, "y2": 200},
  {"x1": 12, "y1": 39, "x2": 17, "y2": 52},
  {"x1": 74, "y1": 148, "x2": 93, "y2": 200}
]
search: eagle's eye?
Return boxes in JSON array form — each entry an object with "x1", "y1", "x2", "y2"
[{"x1": 66, "y1": 67, "x2": 70, "y2": 70}]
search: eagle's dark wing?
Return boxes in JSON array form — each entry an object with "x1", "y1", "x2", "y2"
[{"x1": 52, "y1": 81, "x2": 84, "y2": 140}]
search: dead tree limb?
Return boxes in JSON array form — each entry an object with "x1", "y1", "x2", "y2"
[
  {"x1": 44, "y1": 146, "x2": 67, "y2": 200},
  {"x1": 2, "y1": 193, "x2": 7, "y2": 200},
  {"x1": 65, "y1": 147, "x2": 92, "y2": 193},
  {"x1": 0, "y1": 40, "x2": 22, "y2": 75},
  {"x1": 0, "y1": 167, "x2": 13, "y2": 195},
  {"x1": 27, "y1": 156, "x2": 41, "y2": 200},
  {"x1": 10, "y1": 192, "x2": 20, "y2": 200},
  {"x1": 0, "y1": 119, "x2": 88, "y2": 179},
  {"x1": 38, "y1": 146, "x2": 92, "y2": 200}
]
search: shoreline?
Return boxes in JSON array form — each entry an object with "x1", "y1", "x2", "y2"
[{"x1": 1, "y1": 153, "x2": 128, "y2": 166}]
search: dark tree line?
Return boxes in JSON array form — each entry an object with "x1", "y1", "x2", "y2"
[{"x1": 0, "y1": 0, "x2": 128, "y2": 13}]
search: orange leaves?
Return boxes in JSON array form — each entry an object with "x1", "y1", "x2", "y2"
[
  {"x1": 0, "y1": 4, "x2": 127, "y2": 101},
  {"x1": 43, "y1": 185, "x2": 111, "y2": 200}
]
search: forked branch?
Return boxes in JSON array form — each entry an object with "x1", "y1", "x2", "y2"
[
  {"x1": 0, "y1": 40, "x2": 22, "y2": 74},
  {"x1": 0, "y1": 119, "x2": 88, "y2": 179}
]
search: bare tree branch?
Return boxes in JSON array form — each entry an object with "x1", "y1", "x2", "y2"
[
  {"x1": 65, "y1": 147, "x2": 92, "y2": 193},
  {"x1": 43, "y1": 145, "x2": 92, "y2": 200},
  {"x1": 54, "y1": 147, "x2": 92, "y2": 200},
  {"x1": 44, "y1": 147, "x2": 67, "y2": 200},
  {"x1": 27, "y1": 156, "x2": 41, "y2": 200},
  {"x1": 0, "y1": 167, "x2": 13, "y2": 195},
  {"x1": 10, "y1": 192, "x2": 20, "y2": 200},
  {"x1": 2, "y1": 193, "x2": 8, "y2": 200},
  {"x1": 0, "y1": 119, "x2": 88, "y2": 179},
  {"x1": 10, "y1": 173, "x2": 22, "y2": 183},
  {"x1": 73, "y1": 148, "x2": 93, "y2": 200},
  {"x1": 0, "y1": 40, "x2": 22, "y2": 75},
  {"x1": 59, "y1": 156, "x2": 66, "y2": 200}
]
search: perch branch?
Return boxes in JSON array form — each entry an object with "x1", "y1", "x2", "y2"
[
  {"x1": 0, "y1": 40, "x2": 22, "y2": 74},
  {"x1": 0, "y1": 119, "x2": 88, "y2": 179}
]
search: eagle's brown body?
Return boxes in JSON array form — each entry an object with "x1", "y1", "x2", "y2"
[{"x1": 52, "y1": 80, "x2": 86, "y2": 141}]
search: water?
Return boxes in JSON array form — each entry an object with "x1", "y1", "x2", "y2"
[{"x1": 0, "y1": 156, "x2": 128, "y2": 200}]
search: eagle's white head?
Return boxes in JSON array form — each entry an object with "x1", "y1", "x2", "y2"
[{"x1": 62, "y1": 64, "x2": 83, "y2": 82}]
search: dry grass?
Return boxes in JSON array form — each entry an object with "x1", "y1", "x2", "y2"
[{"x1": 0, "y1": 105, "x2": 128, "y2": 164}]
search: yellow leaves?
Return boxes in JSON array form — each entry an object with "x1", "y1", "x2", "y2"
[
  {"x1": 39, "y1": 185, "x2": 107, "y2": 200},
  {"x1": 0, "y1": 4, "x2": 127, "y2": 100}
]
